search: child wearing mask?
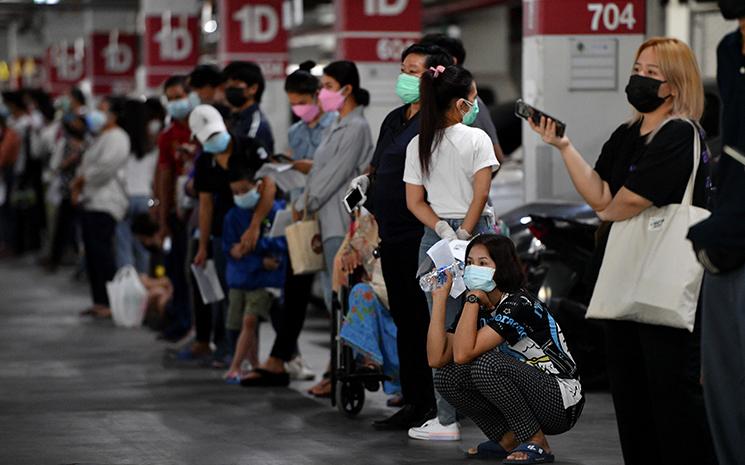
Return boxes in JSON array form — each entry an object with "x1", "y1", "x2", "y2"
[{"x1": 222, "y1": 156, "x2": 287, "y2": 383}]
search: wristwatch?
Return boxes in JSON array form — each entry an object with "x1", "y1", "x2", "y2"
[{"x1": 466, "y1": 294, "x2": 481, "y2": 305}]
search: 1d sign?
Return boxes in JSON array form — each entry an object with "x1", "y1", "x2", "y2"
[{"x1": 524, "y1": 0, "x2": 646, "y2": 36}]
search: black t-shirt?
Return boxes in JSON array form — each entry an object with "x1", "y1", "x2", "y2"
[
  {"x1": 447, "y1": 290, "x2": 582, "y2": 407},
  {"x1": 594, "y1": 118, "x2": 708, "y2": 208},
  {"x1": 369, "y1": 105, "x2": 423, "y2": 244},
  {"x1": 193, "y1": 134, "x2": 266, "y2": 237}
]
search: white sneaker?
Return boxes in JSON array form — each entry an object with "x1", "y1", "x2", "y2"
[
  {"x1": 408, "y1": 417, "x2": 461, "y2": 441},
  {"x1": 285, "y1": 357, "x2": 316, "y2": 381}
]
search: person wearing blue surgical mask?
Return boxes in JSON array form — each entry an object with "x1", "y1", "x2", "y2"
[
  {"x1": 428, "y1": 234, "x2": 584, "y2": 464},
  {"x1": 72, "y1": 96, "x2": 131, "y2": 319}
]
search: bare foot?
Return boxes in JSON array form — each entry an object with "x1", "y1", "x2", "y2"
[
  {"x1": 307, "y1": 378, "x2": 332, "y2": 397},
  {"x1": 505, "y1": 431, "x2": 551, "y2": 462}
]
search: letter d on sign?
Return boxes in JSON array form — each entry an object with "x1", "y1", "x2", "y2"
[
  {"x1": 233, "y1": 5, "x2": 279, "y2": 43},
  {"x1": 364, "y1": 0, "x2": 408, "y2": 16}
]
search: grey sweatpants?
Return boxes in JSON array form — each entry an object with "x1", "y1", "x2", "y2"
[{"x1": 701, "y1": 265, "x2": 745, "y2": 465}]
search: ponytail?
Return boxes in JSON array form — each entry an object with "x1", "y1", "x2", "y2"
[
  {"x1": 353, "y1": 88, "x2": 370, "y2": 106},
  {"x1": 418, "y1": 65, "x2": 473, "y2": 176},
  {"x1": 323, "y1": 60, "x2": 369, "y2": 107}
]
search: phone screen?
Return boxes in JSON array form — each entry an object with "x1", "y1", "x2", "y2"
[{"x1": 344, "y1": 187, "x2": 364, "y2": 212}]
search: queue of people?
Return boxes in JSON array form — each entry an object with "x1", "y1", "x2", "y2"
[{"x1": 0, "y1": 18, "x2": 743, "y2": 464}]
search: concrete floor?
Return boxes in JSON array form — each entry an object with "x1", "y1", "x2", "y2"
[{"x1": 0, "y1": 258, "x2": 623, "y2": 465}]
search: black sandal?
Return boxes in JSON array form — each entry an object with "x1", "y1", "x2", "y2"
[{"x1": 239, "y1": 368, "x2": 290, "y2": 387}]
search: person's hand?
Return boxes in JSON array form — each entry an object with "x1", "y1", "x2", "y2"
[
  {"x1": 347, "y1": 174, "x2": 370, "y2": 195},
  {"x1": 193, "y1": 246, "x2": 208, "y2": 267},
  {"x1": 431, "y1": 270, "x2": 453, "y2": 301},
  {"x1": 240, "y1": 224, "x2": 260, "y2": 253},
  {"x1": 292, "y1": 159, "x2": 313, "y2": 174},
  {"x1": 176, "y1": 143, "x2": 197, "y2": 161},
  {"x1": 467, "y1": 290, "x2": 490, "y2": 306},
  {"x1": 528, "y1": 115, "x2": 571, "y2": 150},
  {"x1": 262, "y1": 256, "x2": 280, "y2": 271},
  {"x1": 340, "y1": 250, "x2": 361, "y2": 274},
  {"x1": 230, "y1": 243, "x2": 246, "y2": 260},
  {"x1": 456, "y1": 227, "x2": 472, "y2": 241},
  {"x1": 292, "y1": 208, "x2": 303, "y2": 222},
  {"x1": 435, "y1": 220, "x2": 457, "y2": 242}
]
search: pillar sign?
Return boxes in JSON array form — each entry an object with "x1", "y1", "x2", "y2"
[
  {"x1": 335, "y1": 0, "x2": 421, "y2": 62},
  {"x1": 45, "y1": 44, "x2": 86, "y2": 95},
  {"x1": 524, "y1": 0, "x2": 646, "y2": 36},
  {"x1": 89, "y1": 32, "x2": 138, "y2": 96},
  {"x1": 143, "y1": 14, "x2": 199, "y2": 89},
  {"x1": 218, "y1": 0, "x2": 288, "y2": 80}
]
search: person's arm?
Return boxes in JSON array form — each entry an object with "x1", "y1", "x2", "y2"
[
  {"x1": 596, "y1": 188, "x2": 652, "y2": 222},
  {"x1": 493, "y1": 143, "x2": 505, "y2": 164},
  {"x1": 427, "y1": 272, "x2": 455, "y2": 368},
  {"x1": 452, "y1": 291, "x2": 504, "y2": 364},
  {"x1": 460, "y1": 167, "x2": 492, "y2": 235},
  {"x1": 529, "y1": 117, "x2": 613, "y2": 211},
  {"x1": 0, "y1": 128, "x2": 20, "y2": 168},
  {"x1": 405, "y1": 183, "x2": 440, "y2": 230},
  {"x1": 241, "y1": 176, "x2": 277, "y2": 252},
  {"x1": 194, "y1": 192, "x2": 213, "y2": 267}
]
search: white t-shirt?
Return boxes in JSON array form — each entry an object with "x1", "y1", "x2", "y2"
[
  {"x1": 124, "y1": 148, "x2": 158, "y2": 197},
  {"x1": 403, "y1": 123, "x2": 499, "y2": 219}
]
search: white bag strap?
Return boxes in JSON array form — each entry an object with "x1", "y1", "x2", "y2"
[{"x1": 681, "y1": 119, "x2": 702, "y2": 207}]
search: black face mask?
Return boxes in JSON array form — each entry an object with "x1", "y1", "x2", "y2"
[
  {"x1": 719, "y1": 0, "x2": 745, "y2": 20},
  {"x1": 225, "y1": 87, "x2": 249, "y2": 108},
  {"x1": 625, "y1": 75, "x2": 671, "y2": 113}
]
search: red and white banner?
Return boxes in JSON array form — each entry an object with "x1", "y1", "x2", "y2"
[
  {"x1": 218, "y1": 0, "x2": 288, "y2": 80},
  {"x1": 524, "y1": 0, "x2": 646, "y2": 36},
  {"x1": 88, "y1": 32, "x2": 138, "y2": 95},
  {"x1": 143, "y1": 14, "x2": 199, "y2": 89},
  {"x1": 45, "y1": 44, "x2": 87, "y2": 95},
  {"x1": 335, "y1": 0, "x2": 421, "y2": 62}
]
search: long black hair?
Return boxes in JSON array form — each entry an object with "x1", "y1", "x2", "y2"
[
  {"x1": 285, "y1": 60, "x2": 319, "y2": 95},
  {"x1": 465, "y1": 234, "x2": 526, "y2": 293},
  {"x1": 113, "y1": 97, "x2": 148, "y2": 159},
  {"x1": 323, "y1": 60, "x2": 370, "y2": 107},
  {"x1": 418, "y1": 65, "x2": 473, "y2": 176}
]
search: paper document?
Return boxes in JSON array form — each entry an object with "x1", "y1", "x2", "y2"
[
  {"x1": 426, "y1": 239, "x2": 468, "y2": 298},
  {"x1": 256, "y1": 163, "x2": 306, "y2": 192},
  {"x1": 190, "y1": 260, "x2": 226, "y2": 305},
  {"x1": 268, "y1": 208, "x2": 294, "y2": 238}
]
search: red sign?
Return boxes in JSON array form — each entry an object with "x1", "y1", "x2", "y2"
[
  {"x1": 143, "y1": 15, "x2": 199, "y2": 89},
  {"x1": 524, "y1": 0, "x2": 646, "y2": 36},
  {"x1": 45, "y1": 44, "x2": 86, "y2": 95},
  {"x1": 218, "y1": 0, "x2": 288, "y2": 80},
  {"x1": 88, "y1": 32, "x2": 138, "y2": 95},
  {"x1": 335, "y1": 0, "x2": 421, "y2": 62}
]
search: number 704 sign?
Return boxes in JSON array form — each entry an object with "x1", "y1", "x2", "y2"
[
  {"x1": 587, "y1": 3, "x2": 636, "y2": 32},
  {"x1": 524, "y1": 0, "x2": 645, "y2": 36}
]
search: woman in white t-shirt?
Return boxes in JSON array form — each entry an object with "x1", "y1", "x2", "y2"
[{"x1": 403, "y1": 64, "x2": 500, "y2": 432}]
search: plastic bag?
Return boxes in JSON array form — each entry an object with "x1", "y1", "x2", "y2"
[{"x1": 106, "y1": 266, "x2": 148, "y2": 328}]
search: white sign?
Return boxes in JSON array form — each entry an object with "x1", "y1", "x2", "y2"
[
  {"x1": 102, "y1": 43, "x2": 133, "y2": 73},
  {"x1": 364, "y1": 0, "x2": 408, "y2": 16},
  {"x1": 154, "y1": 26, "x2": 193, "y2": 61}
]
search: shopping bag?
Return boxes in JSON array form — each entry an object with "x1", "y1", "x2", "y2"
[
  {"x1": 107, "y1": 266, "x2": 148, "y2": 328},
  {"x1": 587, "y1": 120, "x2": 710, "y2": 331},
  {"x1": 285, "y1": 215, "x2": 325, "y2": 275}
]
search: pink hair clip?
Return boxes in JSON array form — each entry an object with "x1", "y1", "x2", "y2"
[{"x1": 429, "y1": 65, "x2": 445, "y2": 78}]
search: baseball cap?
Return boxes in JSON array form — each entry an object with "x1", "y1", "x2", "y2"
[{"x1": 188, "y1": 104, "x2": 227, "y2": 144}]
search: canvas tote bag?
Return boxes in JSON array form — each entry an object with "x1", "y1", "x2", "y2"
[
  {"x1": 587, "y1": 120, "x2": 710, "y2": 332},
  {"x1": 285, "y1": 191, "x2": 325, "y2": 275}
]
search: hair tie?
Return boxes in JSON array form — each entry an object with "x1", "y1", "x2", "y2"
[{"x1": 429, "y1": 65, "x2": 445, "y2": 78}]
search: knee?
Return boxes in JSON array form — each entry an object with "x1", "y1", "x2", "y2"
[{"x1": 470, "y1": 350, "x2": 515, "y2": 386}]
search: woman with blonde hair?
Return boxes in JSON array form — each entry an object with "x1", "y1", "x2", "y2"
[{"x1": 530, "y1": 37, "x2": 715, "y2": 464}]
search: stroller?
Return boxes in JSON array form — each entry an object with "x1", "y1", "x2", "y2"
[{"x1": 328, "y1": 213, "x2": 391, "y2": 417}]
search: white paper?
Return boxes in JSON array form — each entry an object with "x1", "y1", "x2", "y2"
[
  {"x1": 190, "y1": 260, "x2": 226, "y2": 305},
  {"x1": 268, "y1": 208, "x2": 293, "y2": 238},
  {"x1": 426, "y1": 239, "x2": 467, "y2": 299},
  {"x1": 256, "y1": 163, "x2": 306, "y2": 192}
]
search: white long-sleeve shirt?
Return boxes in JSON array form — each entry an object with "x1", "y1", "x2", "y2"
[{"x1": 78, "y1": 126, "x2": 130, "y2": 221}]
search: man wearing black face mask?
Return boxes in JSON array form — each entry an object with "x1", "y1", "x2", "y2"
[
  {"x1": 222, "y1": 61, "x2": 275, "y2": 154},
  {"x1": 687, "y1": 3, "x2": 745, "y2": 465}
]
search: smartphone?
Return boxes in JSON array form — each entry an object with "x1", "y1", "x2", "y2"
[
  {"x1": 343, "y1": 186, "x2": 366, "y2": 214},
  {"x1": 271, "y1": 153, "x2": 294, "y2": 163},
  {"x1": 515, "y1": 99, "x2": 567, "y2": 138},
  {"x1": 724, "y1": 145, "x2": 745, "y2": 167}
]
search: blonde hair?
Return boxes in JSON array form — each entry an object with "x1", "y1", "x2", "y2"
[{"x1": 631, "y1": 37, "x2": 704, "y2": 122}]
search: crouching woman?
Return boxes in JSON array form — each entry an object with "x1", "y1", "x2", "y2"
[{"x1": 428, "y1": 234, "x2": 584, "y2": 464}]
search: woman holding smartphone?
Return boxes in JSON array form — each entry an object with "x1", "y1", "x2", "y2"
[{"x1": 529, "y1": 37, "x2": 715, "y2": 464}]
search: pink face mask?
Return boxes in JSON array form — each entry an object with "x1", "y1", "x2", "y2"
[
  {"x1": 291, "y1": 103, "x2": 321, "y2": 123},
  {"x1": 318, "y1": 88, "x2": 345, "y2": 113}
]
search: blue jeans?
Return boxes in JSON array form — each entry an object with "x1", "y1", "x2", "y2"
[
  {"x1": 418, "y1": 216, "x2": 494, "y2": 426},
  {"x1": 115, "y1": 195, "x2": 150, "y2": 273}
]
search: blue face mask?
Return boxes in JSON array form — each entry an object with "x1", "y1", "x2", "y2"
[
  {"x1": 233, "y1": 188, "x2": 260, "y2": 210},
  {"x1": 203, "y1": 131, "x2": 231, "y2": 153},
  {"x1": 461, "y1": 98, "x2": 479, "y2": 126},
  {"x1": 188, "y1": 91, "x2": 202, "y2": 108},
  {"x1": 463, "y1": 265, "x2": 497, "y2": 292},
  {"x1": 86, "y1": 110, "x2": 108, "y2": 134},
  {"x1": 167, "y1": 97, "x2": 192, "y2": 120}
]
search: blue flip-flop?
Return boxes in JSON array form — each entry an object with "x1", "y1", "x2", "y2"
[
  {"x1": 503, "y1": 443, "x2": 554, "y2": 464},
  {"x1": 465, "y1": 440, "x2": 509, "y2": 459}
]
